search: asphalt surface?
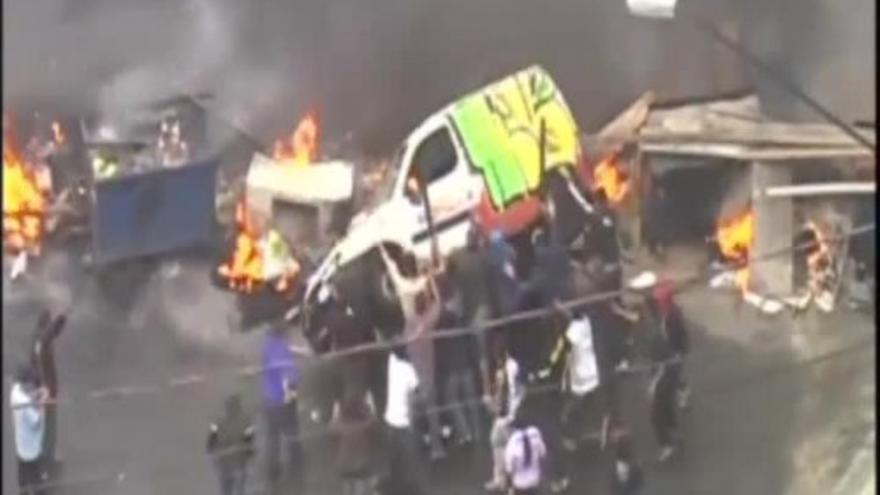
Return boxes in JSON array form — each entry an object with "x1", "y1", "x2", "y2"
[{"x1": 2, "y1": 244, "x2": 875, "y2": 494}]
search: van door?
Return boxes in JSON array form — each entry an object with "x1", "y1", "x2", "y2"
[{"x1": 405, "y1": 117, "x2": 475, "y2": 257}]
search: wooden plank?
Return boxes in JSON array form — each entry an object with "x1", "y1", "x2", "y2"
[{"x1": 597, "y1": 92, "x2": 656, "y2": 142}]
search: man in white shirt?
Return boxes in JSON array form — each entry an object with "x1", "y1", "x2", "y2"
[
  {"x1": 10, "y1": 365, "x2": 48, "y2": 494},
  {"x1": 559, "y1": 309, "x2": 607, "y2": 479},
  {"x1": 383, "y1": 346, "x2": 429, "y2": 495}
]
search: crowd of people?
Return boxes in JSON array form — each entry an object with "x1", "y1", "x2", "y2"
[
  {"x1": 9, "y1": 193, "x2": 694, "y2": 495},
  {"x1": 293, "y1": 201, "x2": 695, "y2": 495}
]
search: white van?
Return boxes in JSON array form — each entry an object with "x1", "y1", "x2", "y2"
[{"x1": 301, "y1": 66, "x2": 594, "y2": 333}]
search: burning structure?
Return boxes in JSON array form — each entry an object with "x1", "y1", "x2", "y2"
[
  {"x1": 3, "y1": 137, "x2": 50, "y2": 256},
  {"x1": 633, "y1": 95, "x2": 875, "y2": 313},
  {"x1": 215, "y1": 112, "x2": 351, "y2": 302}
]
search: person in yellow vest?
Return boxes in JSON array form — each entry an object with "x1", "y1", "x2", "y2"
[{"x1": 261, "y1": 229, "x2": 300, "y2": 292}]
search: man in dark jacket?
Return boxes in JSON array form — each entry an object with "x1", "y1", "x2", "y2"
[
  {"x1": 650, "y1": 280, "x2": 691, "y2": 408},
  {"x1": 207, "y1": 394, "x2": 255, "y2": 495},
  {"x1": 648, "y1": 355, "x2": 679, "y2": 463},
  {"x1": 486, "y1": 230, "x2": 522, "y2": 318},
  {"x1": 435, "y1": 281, "x2": 483, "y2": 445},
  {"x1": 325, "y1": 287, "x2": 378, "y2": 413},
  {"x1": 449, "y1": 225, "x2": 489, "y2": 326},
  {"x1": 30, "y1": 310, "x2": 67, "y2": 466}
]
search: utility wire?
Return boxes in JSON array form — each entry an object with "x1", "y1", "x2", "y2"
[
  {"x1": 16, "y1": 332, "x2": 875, "y2": 493},
  {"x1": 7, "y1": 222, "x2": 875, "y2": 411}
]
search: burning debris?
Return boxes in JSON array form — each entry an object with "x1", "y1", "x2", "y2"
[
  {"x1": 3, "y1": 123, "x2": 53, "y2": 264},
  {"x1": 592, "y1": 150, "x2": 631, "y2": 205},
  {"x1": 709, "y1": 208, "x2": 754, "y2": 293},
  {"x1": 216, "y1": 111, "x2": 325, "y2": 296},
  {"x1": 784, "y1": 219, "x2": 845, "y2": 313},
  {"x1": 272, "y1": 112, "x2": 319, "y2": 167},
  {"x1": 216, "y1": 200, "x2": 301, "y2": 295}
]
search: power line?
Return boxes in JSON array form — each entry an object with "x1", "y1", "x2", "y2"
[
  {"x1": 16, "y1": 332, "x2": 874, "y2": 492},
  {"x1": 7, "y1": 222, "x2": 875, "y2": 411}
]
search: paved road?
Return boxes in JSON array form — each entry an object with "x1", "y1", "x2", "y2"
[{"x1": 3, "y1": 246, "x2": 875, "y2": 494}]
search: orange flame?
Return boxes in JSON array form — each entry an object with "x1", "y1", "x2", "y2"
[
  {"x1": 273, "y1": 112, "x2": 319, "y2": 167},
  {"x1": 3, "y1": 135, "x2": 49, "y2": 255},
  {"x1": 216, "y1": 200, "x2": 298, "y2": 294},
  {"x1": 217, "y1": 200, "x2": 264, "y2": 293},
  {"x1": 592, "y1": 153, "x2": 630, "y2": 205},
  {"x1": 716, "y1": 209, "x2": 754, "y2": 292}
]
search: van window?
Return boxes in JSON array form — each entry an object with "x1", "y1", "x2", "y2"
[{"x1": 412, "y1": 126, "x2": 457, "y2": 184}]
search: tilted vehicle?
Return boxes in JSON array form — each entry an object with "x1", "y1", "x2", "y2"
[{"x1": 301, "y1": 65, "x2": 597, "y2": 343}]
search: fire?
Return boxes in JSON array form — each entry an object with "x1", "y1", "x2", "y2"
[
  {"x1": 216, "y1": 200, "x2": 300, "y2": 294},
  {"x1": 217, "y1": 200, "x2": 263, "y2": 293},
  {"x1": 715, "y1": 209, "x2": 754, "y2": 292},
  {"x1": 3, "y1": 138, "x2": 48, "y2": 255},
  {"x1": 272, "y1": 112, "x2": 319, "y2": 166},
  {"x1": 592, "y1": 152, "x2": 630, "y2": 204}
]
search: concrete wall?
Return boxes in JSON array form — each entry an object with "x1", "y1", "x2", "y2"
[{"x1": 751, "y1": 162, "x2": 794, "y2": 296}]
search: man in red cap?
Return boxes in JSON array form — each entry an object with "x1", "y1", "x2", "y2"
[{"x1": 649, "y1": 280, "x2": 690, "y2": 409}]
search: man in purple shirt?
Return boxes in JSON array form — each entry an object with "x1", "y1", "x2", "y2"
[{"x1": 261, "y1": 325, "x2": 300, "y2": 484}]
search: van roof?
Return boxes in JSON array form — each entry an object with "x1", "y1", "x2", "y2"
[{"x1": 448, "y1": 65, "x2": 582, "y2": 211}]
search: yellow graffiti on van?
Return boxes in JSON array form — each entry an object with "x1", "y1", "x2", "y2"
[{"x1": 451, "y1": 66, "x2": 581, "y2": 210}]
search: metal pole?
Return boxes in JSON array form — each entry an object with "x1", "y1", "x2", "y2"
[
  {"x1": 761, "y1": 182, "x2": 876, "y2": 198},
  {"x1": 418, "y1": 170, "x2": 440, "y2": 268}
]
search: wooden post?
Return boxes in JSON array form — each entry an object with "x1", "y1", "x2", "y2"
[
  {"x1": 539, "y1": 118, "x2": 547, "y2": 192},
  {"x1": 631, "y1": 147, "x2": 644, "y2": 252},
  {"x1": 417, "y1": 170, "x2": 440, "y2": 268}
]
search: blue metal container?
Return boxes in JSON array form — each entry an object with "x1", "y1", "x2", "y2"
[{"x1": 91, "y1": 160, "x2": 218, "y2": 265}]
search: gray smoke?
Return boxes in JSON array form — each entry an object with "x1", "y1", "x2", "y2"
[
  {"x1": 737, "y1": 0, "x2": 875, "y2": 124},
  {"x1": 3, "y1": 0, "x2": 873, "y2": 155}
]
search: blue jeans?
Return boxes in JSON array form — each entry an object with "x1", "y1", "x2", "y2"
[
  {"x1": 443, "y1": 370, "x2": 483, "y2": 442},
  {"x1": 264, "y1": 399, "x2": 301, "y2": 481},
  {"x1": 216, "y1": 461, "x2": 247, "y2": 495}
]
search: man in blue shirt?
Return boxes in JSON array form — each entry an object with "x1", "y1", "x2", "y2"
[{"x1": 261, "y1": 325, "x2": 300, "y2": 484}]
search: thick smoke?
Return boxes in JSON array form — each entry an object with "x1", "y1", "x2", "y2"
[
  {"x1": 2, "y1": 0, "x2": 747, "y2": 154},
  {"x1": 3, "y1": 0, "x2": 873, "y2": 150},
  {"x1": 737, "y1": 0, "x2": 875, "y2": 124}
]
